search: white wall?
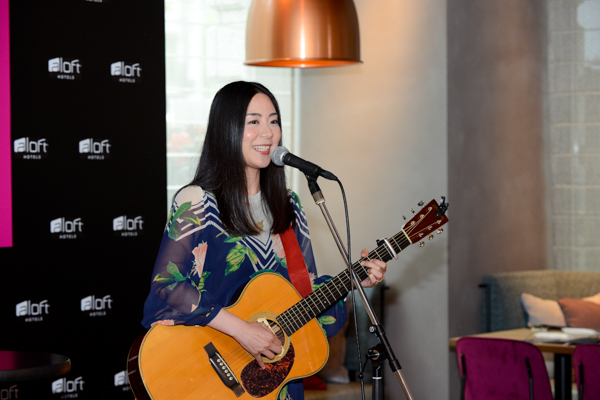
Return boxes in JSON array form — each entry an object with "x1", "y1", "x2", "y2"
[{"x1": 292, "y1": 0, "x2": 448, "y2": 398}]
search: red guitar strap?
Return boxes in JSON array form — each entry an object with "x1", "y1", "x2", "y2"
[{"x1": 280, "y1": 226, "x2": 312, "y2": 298}]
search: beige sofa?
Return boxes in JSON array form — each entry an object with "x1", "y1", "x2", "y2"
[{"x1": 480, "y1": 270, "x2": 600, "y2": 332}]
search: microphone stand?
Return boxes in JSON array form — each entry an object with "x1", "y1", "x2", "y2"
[{"x1": 304, "y1": 174, "x2": 415, "y2": 400}]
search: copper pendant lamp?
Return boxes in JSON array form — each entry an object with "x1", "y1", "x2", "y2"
[{"x1": 245, "y1": 0, "x2": 361, "y2": 68}]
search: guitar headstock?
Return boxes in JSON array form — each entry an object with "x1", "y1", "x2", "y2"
[{"x1": 403, "y1": 198, "x2": 449, "y2": 246}]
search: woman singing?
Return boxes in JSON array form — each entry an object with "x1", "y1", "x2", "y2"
[{"x1": 142, "y1": 81, "x2": 387, "y2": 399}]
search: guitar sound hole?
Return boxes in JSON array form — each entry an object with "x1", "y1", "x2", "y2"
[
  {"x1": 252, "y1": 315, "x2": 290, "y2": 363},
  {"x1": 267, "y1": 320, "x2": 286, "y2": 343}
]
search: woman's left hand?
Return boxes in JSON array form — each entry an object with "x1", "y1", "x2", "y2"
[{"x1": 359, "y1": 248, "x2": 387, "y2": 288}]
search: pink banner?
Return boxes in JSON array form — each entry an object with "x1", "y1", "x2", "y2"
[{"x1": 0, "y1": 0, "x2": 12, "y2": 247}]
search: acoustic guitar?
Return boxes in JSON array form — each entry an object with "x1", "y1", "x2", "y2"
[{"x1": 128, "y1": 198, "x2": 449, "y2": 400}]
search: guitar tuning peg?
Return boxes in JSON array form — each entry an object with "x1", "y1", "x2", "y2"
[
  {"x1": 419, "y1": 241, "x2": 425, "y2": 247},
  {"x1": 418, "y1": 200, "x2": 424, "y2": 207},
  {"x1": 437, "y1": 196, "x2": 449, "y2": 217},
  {"x1": 403, "y1": 215, "x2": 407, "y2": 221},
  {"x1": 411, "y1": 209, "x2": 415, "y2": 214},
  {"x1": 437, "y1": 228, "x2": 443, "y2": 234},
  {"x1": 428, "y1": 234, "x2": 434, "y2": 240}
]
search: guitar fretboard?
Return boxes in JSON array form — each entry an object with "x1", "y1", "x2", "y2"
[{"x1": 275, "y1": 229, "x2": 411, "y2": 336}]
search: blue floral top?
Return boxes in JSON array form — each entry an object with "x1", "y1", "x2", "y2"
[{"x1": 142, "y1": 186, "x2": 347, "y2": 400}]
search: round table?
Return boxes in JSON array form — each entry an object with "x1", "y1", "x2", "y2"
[{"x1": 0, "y1": 351, "x2": 71, "y2": 383}]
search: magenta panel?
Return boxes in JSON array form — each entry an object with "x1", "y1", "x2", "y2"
[{"x1": 0, "y1": 0, "x2": 12, "y2": 248}]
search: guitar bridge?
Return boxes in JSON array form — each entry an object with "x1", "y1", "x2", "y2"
[{"x1": 204, "y1": 342, "x2": 245, "y2": 397}]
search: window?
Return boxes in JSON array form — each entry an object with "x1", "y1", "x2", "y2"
[
  {"x1": 165, "y1": 0, "x2": 293, "y2": 206},
  {"x1": 547, "y1": 0, "x2": 600, "y2": 270}
]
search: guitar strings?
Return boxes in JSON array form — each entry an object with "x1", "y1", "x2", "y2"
[
  {"x1": 276, "y1": 232, "x2": 412, "y2": 336},
  {"x1": 211, "y1": 207, "x2": 443, "y2": 377},
  {"x1": 223, "y1": 318, "x2": 292, "y2": 370},
  {"x1": 224, "y1": 346, "x2": 255, "y2": 370},
  {"x1": 275, "y1": 203, "x2": 440, "y2": 335},
  {"x1": 219, "y1": 220, "x2": 419, "y2": 372},
  {"x1": 221, "y1": 321, "x2": 289, "y2": 370}
]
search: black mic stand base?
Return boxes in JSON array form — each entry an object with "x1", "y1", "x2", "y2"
[{"x1": 359, "y1": 343, "x2": 386, "y2": 400}]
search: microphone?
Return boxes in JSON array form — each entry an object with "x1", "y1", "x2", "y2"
[{"x1": 271, "y1": 146, "x2": 337, "y2": 181}]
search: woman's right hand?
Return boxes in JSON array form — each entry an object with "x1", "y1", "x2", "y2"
[
  {"x1": 207, "y1": 309, "x2": 281, "y2": 369},
  {"x1": 232, "y1": 320, "x2": 282, "y2": 369}
]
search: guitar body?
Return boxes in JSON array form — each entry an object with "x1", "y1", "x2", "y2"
[{"x1": 130, "y1": 272, "x2": 329, "y2": 400}]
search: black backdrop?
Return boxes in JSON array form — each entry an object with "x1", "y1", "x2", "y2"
[{"x1": 1, "y1": 1, "x2": 166, "y2": 398}]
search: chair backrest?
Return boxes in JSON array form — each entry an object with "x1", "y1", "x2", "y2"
[
  {"x1": 573, "y1": 344, "x2": 600, "y2": 400},
  {"x1": 456, "y1": 337, "x2": 553, "y2": 400}
]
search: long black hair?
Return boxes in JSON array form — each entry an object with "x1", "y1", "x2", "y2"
[{"x1": 186, "y1": 81, "x2": 295, "y2": 236}]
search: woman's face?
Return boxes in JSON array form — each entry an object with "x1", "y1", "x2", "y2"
[{"x1": 242, "y1": 93, "x2": 282, "y2": 175}]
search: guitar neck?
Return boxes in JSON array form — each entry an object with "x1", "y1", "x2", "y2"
[{"x1": 276, "y1": 229, "x2": 411, "y2": 336}]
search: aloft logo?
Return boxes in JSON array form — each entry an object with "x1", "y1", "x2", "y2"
[
  {"x1": 0, "y1": 385, "x2": 19, "y2": 399},
  {"x1": 48, "y1": 57, "x2": 82, "y2": 80},
  {"x1": 111, "y1": 61, "x2": 141, "y2": 83},
  {"x1": 79, "y1": 138, "x2": 111, "y2": 160},
  {"x1": 114, "y1": 371, "x2": 131, "y2": 391},
  {"x1": 80, "y1": 295, "x2": 112, "y2": 317},
  {"x1": 50, "y1": 218, "x2": 84, "y2": 240},
  {"x1": 113, "y1": 215, "x2": 144, "y2": 237},
  {"x1": 13, "y1": 137, "x2": 49, "y2": 160},
  {"x1": 51, "y1": 377, "x2": 84, "y2": 396},
  {"x1": 16, "y1": 300, "x2": 50, "y2": 323}
]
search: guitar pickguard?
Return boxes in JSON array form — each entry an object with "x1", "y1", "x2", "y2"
[{"x1": 240, "y1": 344, "x2": 295, "y2": 398}]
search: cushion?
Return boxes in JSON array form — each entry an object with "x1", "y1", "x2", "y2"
[
  {"x1": 520, "y1": 293, "x2": 567, "y2": 327},
  {"x1": 582, "y1": 292, "x2": 600, "y2": 305},
  {"x1": 558, "y1": 298, "x2": 600, "y2": 331}
]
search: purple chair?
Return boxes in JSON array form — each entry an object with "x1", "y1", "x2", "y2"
[
  {"x1": 456, "y1": 337, "x2": 553, "y2": 400},
  {"x1": 573, "y1": 344, "x2": 600, "y2": 400}
]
